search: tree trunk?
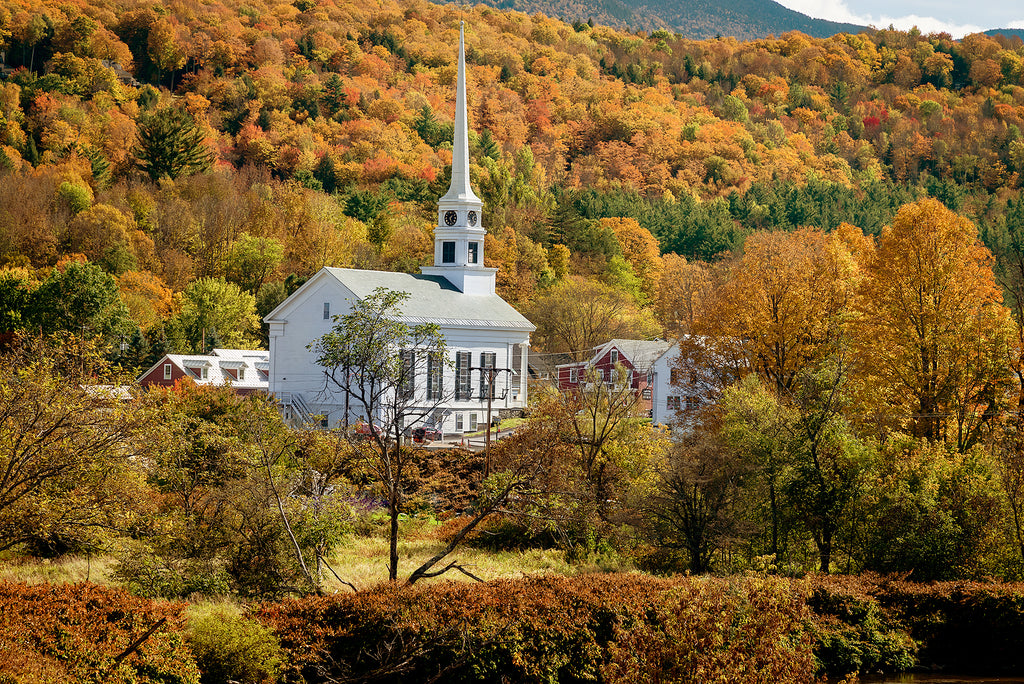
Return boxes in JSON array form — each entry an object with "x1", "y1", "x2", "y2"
[
  {"x1": 818, "y1": 528, "x2": 832, "y2": 574},
  {"x1": 769, "y1": 477, "x2": 780, "y2": 561},
  {"x1": 388, "y1": 439, "x2": 402, "y2": 582},
  {"x1": 388, "y1": 485, "x2": 400, "y2": 581}
]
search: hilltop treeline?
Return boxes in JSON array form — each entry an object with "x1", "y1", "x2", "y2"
[{"x1": 3, "y1": 0, "x2": 1024, "y2": 359}]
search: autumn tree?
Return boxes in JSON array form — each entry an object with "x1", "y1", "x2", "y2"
[
  {"x1": 649, "y1": 410, "x2": 751, "y2": 573},
  {"x1": 656, "y1": 254, "x2": 711, "y2": 336},
  {"x1": 491, "y1": 380, "x2": 666, "y2": 554},
  {"x1": 223, "y1": 232, "x2": 284, "y2": 295},
  {"x1": 527, "y1": 276, "x2": 662, "y2": 361},
  {"x1": 719, "y1": 375, "x2": 793, "y2": 565},
  {"x1": 0, "y1": 339, "x2": 139, "y2": 554},
  {"x1": 29, "y1": 260, "x2": 135, "y2": 341},
  {"x1": 682, "y1": 226, "x2": 861, "y2": 401},
  {"x1": 173, "y1": 277, "x2": 259, "y2": 351},
  {"x1": 131, "y1": 384, "x2": 348, "y2": 597},
  {"x1": 310, "y1": 289, "x2": 449, "y2": 582},
  {"x1": 989, "y1": 195, "x2": 1024, "y2": 410},
  {"x1": 311, "y1": 288, "x2": 562, "y2": 584},
  {"x1": 601, "y1": 217, "x2": 663, "y2": 303},
  {"x1": 853, "y1": 199, "x2": 1014, "y2": 450}
]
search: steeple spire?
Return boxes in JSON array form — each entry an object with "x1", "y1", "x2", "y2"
[
  {"x1": 420, "y1": 20, "x2": 494, "y2": 296},
  {"x1": 441, "y1": 21, "x2": 481, "y2": 204}
]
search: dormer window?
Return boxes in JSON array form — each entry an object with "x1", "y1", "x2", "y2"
[
  {"x1": 468, "y1": 242, "x2": 479, "y2": 264},
  {"x1": 442, "y1": 241, "x2": 456, "y2": 264}
]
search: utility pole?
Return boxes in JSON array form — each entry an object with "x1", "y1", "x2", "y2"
[
  {"x1": 484, "y1": 366, "x2": 496, "y2": 477},
  {"x1": 472, "y1": 365, "x2": 511, "y2": 478}
]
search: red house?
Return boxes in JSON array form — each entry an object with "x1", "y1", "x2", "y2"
[
  {"x1": 138, "y1": 348, "x2": 270, "y2": 395},
  {"x1": 555, "y1": 339, "x2": 671, "y2": 412}
]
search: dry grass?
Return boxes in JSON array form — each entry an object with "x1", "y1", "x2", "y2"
[
  {"x1": 0, "y1": 554, "x2": 120, "y2": 586},
  {"x1": 322, "y1": 521, "x2": 573, "y2": 591},
  {"x1": 0, "y1": 520, "x2": 584, "y2": 594}
]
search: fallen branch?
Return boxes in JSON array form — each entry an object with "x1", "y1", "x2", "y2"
[
  {"x1": 107, "y1": 617, "x2": 167, "y2": 675},
  {"x1": 322, "y1": 557, "x2": 358, "y2": 593}
]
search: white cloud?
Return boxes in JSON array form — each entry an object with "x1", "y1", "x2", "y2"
[
  {"x1": 1008, "y1": 19, "x2": 1024, "y2": 29},
  {"x1": 775, "y1": 0, "x2": 989, "y2": 37},
  {"x1": 774, "y1": 0, "x2": 864, "y2": 25}
]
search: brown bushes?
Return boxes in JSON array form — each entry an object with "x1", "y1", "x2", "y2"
[
  {"x1": 0, "y1": 581, "x2": 199, "y2": 683},
  {"x1": 4, "y1": 574, "x2": 1024, "y2": 683},
  {"x1": 258, "y1": 573, "x2": 818, "y2": 684}
]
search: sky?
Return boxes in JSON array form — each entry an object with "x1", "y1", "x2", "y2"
[{"x1": 772, "y1": 0, "x2": 1024, "y2": 37}]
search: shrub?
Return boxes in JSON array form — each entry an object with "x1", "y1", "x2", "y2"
[
  {"x1": 186, "y1": 606, "x2": 283, "y2": 684},
  {"x1": 0, "y1": 581, "x2": 199, "y2": 683},
  {"x1": 259, "y1": 574, "x2": 819, "y2": 683},
  {"x1": 865, "y1": 576, "x2": 1024, "y2": 674},
  {"x1": 114, "y1": 550, "x2": 232, "y2": 599},
  {"x1": 603, "y1": 576, "x2": 816, "y2": 683},
  {"x1": 806, "y1": 576, "x2": 916, "y2": 677}
]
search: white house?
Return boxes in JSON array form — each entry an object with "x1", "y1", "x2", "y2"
[
  {"x1": 650, "y1": 338, "x2": 717, "y2": 427},
  {"x1": 264, "y1": 22, "x2": 534, "y2": 433},
  {"x1": 651, "y1": 342, "x2": 684, "y2": 426}
]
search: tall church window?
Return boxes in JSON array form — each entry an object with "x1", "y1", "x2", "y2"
[
  {"x1": 455, "y1": 351, "x2": 471, "y2": 399},
  {"x1": 468, "y1": 242, "x2": 479, "y2": 264},
  {"x1": 511, "y1": 344, "x2": 523, "y2": 397},
  {"x1": 400, "y1": 350, "x2": 415, "y2": 399},
  {"x1": 480, "y1": 352, "x2": 496, "y2": 399},
  {"x1": 427, "y1": 351, "x2": 444, "y2": 400},
  {"x1": 442, "y1": 241, "x2": 456, "y2": 263}
]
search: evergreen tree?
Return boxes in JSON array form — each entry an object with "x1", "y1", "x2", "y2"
[{"x1": 135, "y1": 107, "x2": 213, "y2": 181}]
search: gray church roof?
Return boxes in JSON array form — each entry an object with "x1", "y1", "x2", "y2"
[{"x1": 323, "y1": 268, "x2": 535, "y2": 331}]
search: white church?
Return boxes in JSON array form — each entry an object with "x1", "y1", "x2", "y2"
[{"x1": 264, "y1": 23, "x2": 535, "y2": 433}]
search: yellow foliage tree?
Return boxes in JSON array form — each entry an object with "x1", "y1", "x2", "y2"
[{"x1": 852, "y1": 198, "x2": 1015, "y2": 450}]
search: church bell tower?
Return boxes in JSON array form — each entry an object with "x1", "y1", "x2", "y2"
[{"x1": 420, "y1": 22, "x2": 497, "y2": 296}]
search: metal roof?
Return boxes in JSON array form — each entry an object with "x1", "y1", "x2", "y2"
[{"x1": 322, "y1": 268, "x2": 535, "y2": 331}]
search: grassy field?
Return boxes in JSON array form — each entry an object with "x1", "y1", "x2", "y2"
[
  {"x1": 325, "y1": 533, "x2": 573, "y2": 590},
  {"x1": 0, "y1": 553, "x2": 120, "y2": 586},
  {"x1": 0, "y1": 517, "x2": 585, "y2": 594}
]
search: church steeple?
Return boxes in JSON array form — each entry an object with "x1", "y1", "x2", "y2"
[
  {"x1": 420, "y1": 21, "x2": 496, "y2": 296},
  {"x1": 441, "y1": 22, "x2": 480, "y2": 205}
]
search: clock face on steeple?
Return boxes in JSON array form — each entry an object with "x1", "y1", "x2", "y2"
[
  {"x1": 467, "y1": 210, "x2": 478, "y2": 227},
  {"x1": 444, "y1": 210, "x2": 458, "y2": 226}
]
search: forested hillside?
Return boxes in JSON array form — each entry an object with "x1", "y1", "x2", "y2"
[
  {"x1": 1, "y1": 0, "x2": 1024, "y2": 362},
  {"x1": 429, "y1": 0, "x2": 866, "y2": 40}
]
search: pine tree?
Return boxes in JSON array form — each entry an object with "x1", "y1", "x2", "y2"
[{"x1": 135, "y1": 107, "x2": 213, "y2": 181}]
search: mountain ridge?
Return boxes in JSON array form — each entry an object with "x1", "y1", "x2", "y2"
[{"x1": 433, "y1": 0, "x2": 867, "y2": 39}]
